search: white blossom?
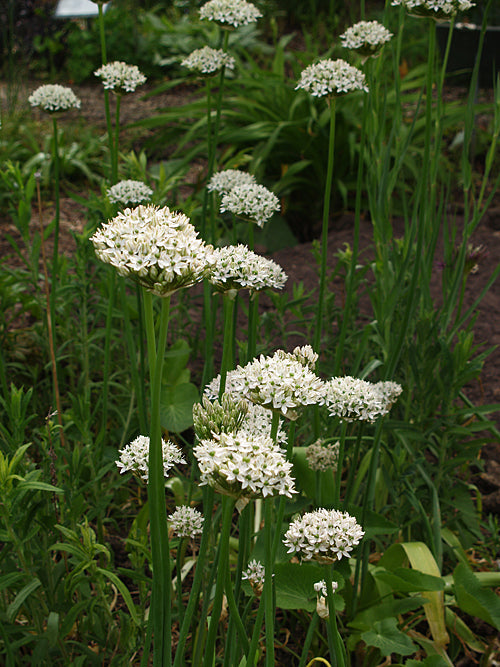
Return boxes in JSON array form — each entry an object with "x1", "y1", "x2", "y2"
[
  {"x1": 199, "y1": 0, "x2": 262, "y2": 27},
  {"x1": 193, "y1": 431, "x2": 295, "y2": 502},
  {"x1": 90, "y1": 205, "x2": 214, "y2": 296},
  {"x1": 182, "y1": 46, "x2": 236, "y2": 75},
  {"x1": 283, "y1": 508, "x2": 364, "y2": 564},
  {"x1": 220, "y1": 183, "x2": 280, "y2": 228},
  {"x1": 242, "y1": 559, "x2": 267, "y2": 595},
  {"x1": 306, "y1": 439, "x2": 340, "y2": 472},
  {"x1": 296, "y1": 58, "x2": 368, "y2": 98},
  {"x1": 116, "y1": 435, "x2": 185, "y2": 481},
  {"x1": 208, "y1": 244, "x2": 287, "y2": 296},
  {"x1": 168, "y1": 506, "x2": 204, "y2": 538},
  {"x1": 94, "y1": 61, "x2": 146, "y2": 93},
  {"x1": 391, "y1": 0, "x2": 474, "y2": 18},
  {"x1": 314, "y1": 579, "x2": 339, "y2": 619},
  {"x1": 208, "y1": 169, "x2": 257, "y2": 195},
  {"x1": 325, "y1": 377, "x2": 402, "y2": 423},
  {"x1": 107, "y1": 180, "x2": 153, "y2": 206},
  {"x1": 340, "y1": 21, "x2": 393, "y2": 58},
  {"x1": 29, "y1": 84, "x2": 81, "y2": 113}
]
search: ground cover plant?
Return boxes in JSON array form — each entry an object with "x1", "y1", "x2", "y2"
[{"x1": 1, "y1": 0, "x2": 500, "y2": 665}]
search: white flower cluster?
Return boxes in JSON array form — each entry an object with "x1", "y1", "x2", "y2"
[
  {"x1": 107, "y1": 180, "x2": 153, "y2": 206},
  {"x1": 391, "y1": 0, "x2": 474, "y2": 18},
  {"x1": 208, "y1": 169, "x2": 257, "y2": 195},
  {"x1": 29, "y1": 84, "x2": 81, "y2": 113},
  {"x1": 116, "y1": 435, "x2": 186, "y2": 481},
  {"x1": 220, "y1": 183, "x2": 280, "y2": 228},
  {"x1": 199, "y1": 0, "x2": 262, "y2": 27},
  {"x1": 314, "y1": 579, "x2": 339, "y2": 619},
  {"x1": 228, "y1": 349, "x2": 326, "y2": 420},
  {"x1": 209, "y1": 244, "x2": 287, "y2": 296},
  {"x1": 242, "y1": 559, "x2": 266, "y2": 595},
  {"x1": 193, "y1": 431, "x2": 295, "y2": 501},
  {"x1": 90, "y1": 205, "x2": 214, "y2": 296},
  {"x1": 306, "y1": 439, "x2": 340, "y2": 472},
  {"x1": 296, "y1": 58, "x2": 369, "y2": 98},
  {"x1": 283, "y1": 508, "x2": 364, "y2": 563},
  {"x1": 94, "y1": 61, "x2": 147, "y2": 93},
  {"x1": 182, "y1": 46, "x2": 236, "y2": 75},
  {"x1": 168, "y1": 506, "x2": 204, "y2": 538},
  {"x1": 340, "y1": 21, "x2": 393, "y2": 56},
  {"x1": 325, "y1": 377, "x2": 402, "y2": 423},
  {"x1": 290, "y1": 345, "x2": 318, "y2": 370}
]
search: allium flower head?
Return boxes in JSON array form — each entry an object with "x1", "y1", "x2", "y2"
[
  {"x1": 228, "y1": 349, "x2": 326, "y2": 420},
  {"x1": 242, "y1": 560, "x2": 267, "y2": 596},
  {"x1": 209, "y1": 244, "x2": 287, "y2": 297},
  {"x1": 193, "y1": 393, "x2": 248, "y2": 441},
  {"x1": 182, "y1": 46, "x2": 236, "y2": 75},
  {"x1": 90, "y1": 205, "x2": 214, "y2": 296},
  {"x1": 306, "y1": 439, "x2": 340, "y2": 472},
  {"x1": 29, "y1": 84, "x2": 81, "y2": 113},
  {"x1": 168, "y1": 506, "x2": 204, "y2": 538},
  {"x1": 325, "y1": 377, "x2": 402, "y2": 422},
  {"x1": 107, "y1": 180, "x2": 153, "y2": 207},
  {"x1": 340, "y1": 21, "x2": 393, "y2": 58},
  {"x1": 391, "y1": 0, "x2": 474, "y2": 18},
  {"x1": 208, "y1": 169, "x2": 257, "y2": 195},
  {"x1": 283, "y1": 508, "x2": 364, "y2": 564},
  {"x1": 193, "y1": 431, "x2": 295, "y2": 504},
  {"x1": 296, "y1": 58, "x2": 368, "y2": 98},
  {"x1": 289, "y1": 345, "x2": 318, "y2": 370},
  {"x1": 220, "y1": 183, "x2": 280, "y2": 228},
  {"x1": 314, "y1": 579, "x2": 339, "y2": 618},
  {"x1": 199, "y1": 0, "x2": 262, "y2": 27},
  {"x1": 94, "y1": 61, "x2": 146, "y2": 93},
  {"x1": 116, "y1": 435, "x2": 186, "y2": 481}
]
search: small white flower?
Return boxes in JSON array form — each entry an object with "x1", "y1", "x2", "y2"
[
  {"x1": 340, "y1": 21, "x2": 393, "y2": 58},
  {"x1": 242, "y1": 559, "x2": 267, "y2": 596},
  {"x1": 220, "y1": 183, "x2": 280, "y2": 228},
  {"x1": 199, "y1": 0, "x2": 262, "y2": 27},
  {"x1": 296, "y1": 58, "x2": 368, "y2": 98},
  {"x1": 391, "y1": 0, "x2": 474, "y2": 18},
  {"x1": 94, "y1": 61, "x2": 146, "y2": 93},
  {"x1": 29, "y1": 84, "x2": 81, "y2": 113},
  {"x1": 314, "y1": 579, "x2": 339, "y2": 619},
  {"x1": 283, "y1": 508, "x2": 364, "y2": 564},
  {"x1": 182, "y1": 46, "x2": 236, "y2": 75},
  {"x1": 168, "y1": 506, "x2": 204, "y2": 538},
  {"x1": 193, "y1": 431, "x2": 296, "y2": 501},
  {"x1": 208, "y1": 169, "x2": 257, "y2": 195},
  {"x1": 107, "y1": 180, "x2": 153, "y2": 206},
  {"x1": 90, "y1": 205, "x2": 214, "y2": 296},
  {"x1": 325, "y1": 377, "x2": 402, "y2": 423},
  {"x1": 209, "y1": 244, "x2": 287, "y2": 296},
  {"x1": 116, "y1": 435, "x2": 186, "y2": 481},
  {"x1": 306, "y1": 439, "x2": 340, "y2": 472}
]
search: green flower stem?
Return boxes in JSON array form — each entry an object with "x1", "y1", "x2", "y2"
[
  {"x1": 224, "y1": 557, "x2": 250, "y2": 654},
  {"x1": 97, "y1": 2, "x2": 107, "y2": 63},
  {"x1": 333, "y1": 421, "x2": 348, "y2": 507},
  {"x1": 264, "y1": 497, "x2": 275, "y2": 667},
  {"x1": 220, "y1": 294, "x2": 236, "y2": 396},
  {"x1": 143, "y1": 292, "x2": 172, "y2": 667},
  {"x1": 201, "y1": 78, "x2": 213, "y2": 241},
  {"x1": 97, "y1": 269, "x2": 116, "y2": 447},
  {"x1": 325, "y1": 566, "x2": 345, "y2": 667},
  {"x1": 203, "y1": 495, "x2": 235, "y2": 667},
  {"x1": 173, "y1": 487, "x2": 215, "y2": 667},
  {"x1": 112, "y1": 93, "x2": 122, "y2": 184},
  {"x1": 136, "y1": 285, "x2": 148, "y2": 431},
  {"x1": 201, "y1": 282, "x2": 215, "y2": 391},
  {"x1": 246, "y1": 590, "x2": 266, "y2": 665},
  {"x1": 313, "y1": 95, "x2": 336, "y2": 353},
  {"x1": 343, "y1": 423, "x2": 365, "y2": 508},
  {"x1": 176, "y1": 537, "x2": 185, "y2": 630},
  {"x1": 298, "y1": 612, "x2": 319, "y2": 667}
]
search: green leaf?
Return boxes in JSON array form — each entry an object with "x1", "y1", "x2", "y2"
[
  {"x1": 373, "y1": 567, "x2": 445, "y2": 593},
  {"x1": 273, "y1": 562, "x2": 344, "y2": 612},
  {"x1": 160, "y1": 382, "x2": 199, "y2": 433},
  {"x1": 17, "y1": 480, "x2": 63, "y2": 493},
  {"x1": 162, "y1": 340, "x2": 192, "y2": 387},
  {"x1": 361, "y1": 617, "x2": 417, "y2": 657},
  {"x1": 96, "y1": 567, "x2": 141, "y2": 626},
  {"x1": 46, "y1": 611, "x2": 59, "y2": 647},
  {"x1": 405, "y1": 657, "x2": 449, "y2": 666},
  {"x1": 7, "y1": 578, "x2": 42, "y2": 622},
  {"x1": 453, "y1": 563, "x2": 500, "y2": 630}
]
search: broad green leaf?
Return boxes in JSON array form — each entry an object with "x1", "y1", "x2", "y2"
[
  {"x1": 349, "y1": 597, "x2": 426, "y2": 631},
  {"x1": 373, "y1": 567, "x2": 445, "y2": 593},
  {"x1": 7, "y1": 578, "x2": 42, "y2": 622},
  {"x1": 272, "y1": 562, "x2": 344, "y2": 612},
  {"x1": 453, "y1": 563, "x2": 500, "y2": 630},
  {"x1": 46, "y1": 611, "x2": 59, "y2": 647},
  {"x1": 405, "y1": 657, "x2": 450, "y2": 666},
  {"x1": 445, "y1": 608, "x2": 485, "y2": 652},
  {"x1": 362, "y1": 617, "x2": 417, "y2": 656},
  {"x1": 160, "y1": 382, "x2": 199, "y2": 433},
  {"x1": 162, "y1": 340, "x2": 192, "y2": 387}
]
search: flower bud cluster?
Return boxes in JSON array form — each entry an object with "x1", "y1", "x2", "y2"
[
  {"x1": 94, "y1": 61, "x2": 146, "y2": 93},
  {"x1": 314, "y1": 579, "x2": 339, "y2": 619},
  {"x1": 199, "y1": 0, "x2": 262, "y2": 27},
  {"x1": 29, "y1": 84, "x2": 81, "y2": 112},
  {"x1": 116, "y1": 435, "x2": 186, "y2": 481},
  {"x1": 283, "y1": 508, "x2": 364, "y2": 563},
  {"x1": 296, "y1": 58, "x2": 368, "y2": 98},
  {"x1": 193, "y1": 394, "x2": 248, "y2": 441},
  {"x1": 107, "y1": 180, "x2": 153, "y2": 207},
  {"x1": 324, "y1": 377, "x2": 402, "y2": 422},
  {"x1": 306, "y1": 439, "x2": 340, "y2": 472},
  {"x1": 168, "y1": 506, "x2": 204, "y2": 538}
]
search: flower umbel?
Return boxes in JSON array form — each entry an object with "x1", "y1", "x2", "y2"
[
  {"x1": 208, "y1": 169, "x2": 257, "y2": 195},
  {"x1": 220, "y1": 183, "x2": 280, "y2": 228},
  {"x1": 325, "y1": 377, "x2": 402, "y2": 422},
  {"x1": 182, "y1": 47, "x2": 236, "y2": 75},
  {"x1": 94, "y1": 61, "x2": 147, "y2": 93},
  {"x1": 29, "y1": 84, "x2": 81, "y2": 113},
  {"x1": 199, "y1": 0, "x2": 262, "y2": 27},
  {"x1": 193, "y1": 393, "x2": 249, "y2": 441},
  {"x1": 340, "y1": 21, "x2": 393, "y2": 58},
  {"x1": 283, "y1": 508, "x2": 364, "y2": 564},
  {"x1": 242, "y1": 560, "x2": 267, "y2": 596},
  {"x1": 116, "y1": 435, "x2": 186, "y2": 481},
  {"x1": 391, "y1": 0, "x2": 474, "y2": 19},
  {"x1": 106, "y1": 180, "x2": 153, "y2": 207},
  {"x1": 296, "y1": 58, "x2": 368, "y2": 98},
  {"x1": 306, "y1": 439, "x2": 340, "y2": 472},
  {"x1": 90, "y1": 205, "x2": 214, "y2": 296},
  {"x1": 168, "y1": 506, "x2": 204, "y2": 538}
]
